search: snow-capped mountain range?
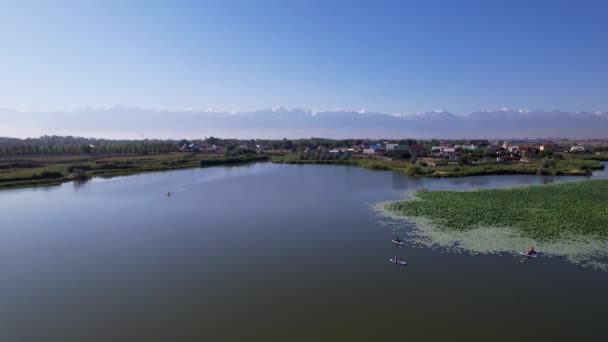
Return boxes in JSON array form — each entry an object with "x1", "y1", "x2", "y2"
[{"x1": 1, "y1": 106, "x2": 607, "y2": 139}]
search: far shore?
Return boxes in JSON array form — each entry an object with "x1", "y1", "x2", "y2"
[
  {"x1": 0, "y1": 153, "x2": 270, "y2": 190},
  {"x1": 1, "y1": 150, "x2": 606, "y2": 191}
]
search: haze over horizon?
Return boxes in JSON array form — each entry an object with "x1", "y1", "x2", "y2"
[
  {"x1": 1, "y1": 0, "x2": 607, "y2": 138},
  {"x1": 2, "y1": 106, "x2": 608, "y2": 140}
]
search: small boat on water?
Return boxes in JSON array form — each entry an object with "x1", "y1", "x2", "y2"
[
  {"x1": 518, "y1": 251, "x2": 539, "y2": 258},
  {"x1": 389, "y1": 258, "x2": 408, "y2": 265},
  {"x1": 392, "y1": 239, "x2": 405, "y2": 245}
]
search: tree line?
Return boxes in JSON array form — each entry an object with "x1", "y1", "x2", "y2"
[
  {"x1": 0, "y1": 136, "x2": 179, "y2": 156},
  {"x1": 0, "y1": 135, "x2": 426, "y2": 156}
]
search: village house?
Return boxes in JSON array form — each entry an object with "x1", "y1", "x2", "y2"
[
  {"x1": 570, "y1": 145, "x2": 586, "y2": 153},
  {"x1": 454, "y1": 144, "x2": 476, "y2": 150},
  {"x1": 179, "y1": 143, "x2": 202, "y2": 152},
  {"x1": 329, "y1": 148, "x2": 346, "y2": 155},
  {"x1": 517, "y1": 144, "x2": 537, "y2": 155},
  {"x1": 363, "y1": 144, "x2": 384, "y2": 155},
  {"x1": 497, "y1": 156, "x2": 521, "y2": 163},
  {"x1": 469, "y1": 140, "x2": 490, "y2": 148},
  {"x1": 539, "y1": 142, "x2": 555, "y2": 151},
  {"x1": 431, "y1": 146, "x2": 456, "y2": 157},
  {"x1": 442, "y1": 147, "x2": 456, "y2": 154},
  {"x1": 508, "y1": 142, "x2": 536, "y2": 155},
  {"x1": 203, "y1": 144, "x2": 219, "y2": 152},
  {"x1": 352, "y1": 145, "x2": 366, "y2": 154},
  {"x1": 408, "y1": 144, "x2": 427, "y2": 157},
  {"x1": 506, "y1": 141, "x2": 526, "y2": 152}
]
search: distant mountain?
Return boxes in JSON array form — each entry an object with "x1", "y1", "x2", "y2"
[{"x1": 1, "y1": 106, "x2": 607, "y2": 139}]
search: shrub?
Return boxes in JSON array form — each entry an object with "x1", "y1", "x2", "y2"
[
  {"x1": 71, "y1": 168, "x2": 89, "y2": 180},
  {"x1": 36, "y1": 171, "x2": 63, "y2": 179}
]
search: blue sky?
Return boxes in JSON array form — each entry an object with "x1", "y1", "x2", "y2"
[{"x1": 0, "y1": 0, "x2": 606, "y2": 114}]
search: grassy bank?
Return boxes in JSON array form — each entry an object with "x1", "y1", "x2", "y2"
[
  {"x1": 271, "y1": 153, "x2": 605, "y2": 177},
  {"x1": 271, "y1": 154, "x2": 407, "y2": 171},
  {"x1": 388, "y1": 179, "x2": 608, "y2": 240},
  {"x1": 429, "y1": 155, "x2": 603, "y2": 177},
  {"x1": 0, "y1": 153, "x2": 269, "y2": 189},
  {"x1": 584, "y1": 153, "x2": 608, "y2": 161}
]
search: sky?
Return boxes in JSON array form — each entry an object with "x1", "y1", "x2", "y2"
[{"x1": 0, "y1": 0, "x2": 607, "y2": 115}]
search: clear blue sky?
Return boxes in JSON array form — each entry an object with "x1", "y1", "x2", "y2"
[{"x1": 0, "y1": 0, "x2": 606, "y2": 114}]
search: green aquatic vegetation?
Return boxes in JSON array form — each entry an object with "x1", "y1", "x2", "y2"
[
  {"x1": 374, "y1": 202, "x2": 608, "y2": 271},
  {"x1": 388, "y1": 179, "x2": 608, "y2": 241}
]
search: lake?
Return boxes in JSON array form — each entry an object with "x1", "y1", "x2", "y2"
[{"x1": 1, "y1": 162, "x2": 607, "y2": 341}]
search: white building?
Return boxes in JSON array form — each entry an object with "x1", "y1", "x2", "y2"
[{"x1": 385, "y1": 144, "x2": 398, "y2": 151}]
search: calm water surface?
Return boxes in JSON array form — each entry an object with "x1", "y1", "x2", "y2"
[{"x1": 1, "y1": 162, "x2": 607, "y2": 341}]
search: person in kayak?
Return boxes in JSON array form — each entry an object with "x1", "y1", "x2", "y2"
[
  {"x1": 394, "y1": 256, "x2": 399, "y2": 262},
  {"x1": 395, "y1": 236, "x2": 402, "y2": 243},
  {"x1": 526, "y1": 246, "x2": 536, "y2": 255}
]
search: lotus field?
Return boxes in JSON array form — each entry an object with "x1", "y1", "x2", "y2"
[{"x1": 389, "y1": 179, "x2": 608, "y2": 241}]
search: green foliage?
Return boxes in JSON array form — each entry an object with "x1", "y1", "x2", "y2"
[
  {"x1": 36, "y1": 171, "x2": 64, "y2": 179},
  {"x1": 585, "y1": 153, "x2": 608, "y2": 161},
  {"x1": 389, "y1": 180, "x2": 608, "y2": 241},
  {"x1": 70, "y1": 168, "x2": 89, "y2": 181},
  {"x1": 405, "y1": 165, "x2": 423, "y2": 176}
]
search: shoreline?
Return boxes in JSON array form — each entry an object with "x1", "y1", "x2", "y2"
[
  {"x1": 0, "y1": 154, "x2": 269, "y2": 191},
  {"x1": 271, "y1": 154, "x2": 605, "y2": 177},
  {"x1": 1, "y1": 152, "x2": 605, "y2": 191}
]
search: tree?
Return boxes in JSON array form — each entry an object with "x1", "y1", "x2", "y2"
[
  {"x1": 283, "y1": 139, "x2": 294, "y2": 150},
  {"x1": 459, "y1": 155, "x2": 470, "y2": 166}
]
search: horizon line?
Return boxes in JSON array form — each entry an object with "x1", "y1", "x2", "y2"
[{"x1": 1, "y1": 104, "x2": 607, "y2": 117}]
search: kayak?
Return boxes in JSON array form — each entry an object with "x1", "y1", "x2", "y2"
[
  {"x1": 392, "y1": 239, "x2": 405, "y2": 245},
  {"x1": 518, "y1": 251, "x2": 539, "y2": 258},
  {"x1": 389, "y1": 258, "x2": 408, "y2": 265}
]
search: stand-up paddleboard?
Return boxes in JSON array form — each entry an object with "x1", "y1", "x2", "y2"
[
  {"x1": 518, "y1": 251, "x2": 539, "y2": 258},
  {"x1": 392, "y1": 239, "x2": 405, "y2": 245},
  {"x1": 389, "y1": 258, "x2": 408, "y2": 265}
]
